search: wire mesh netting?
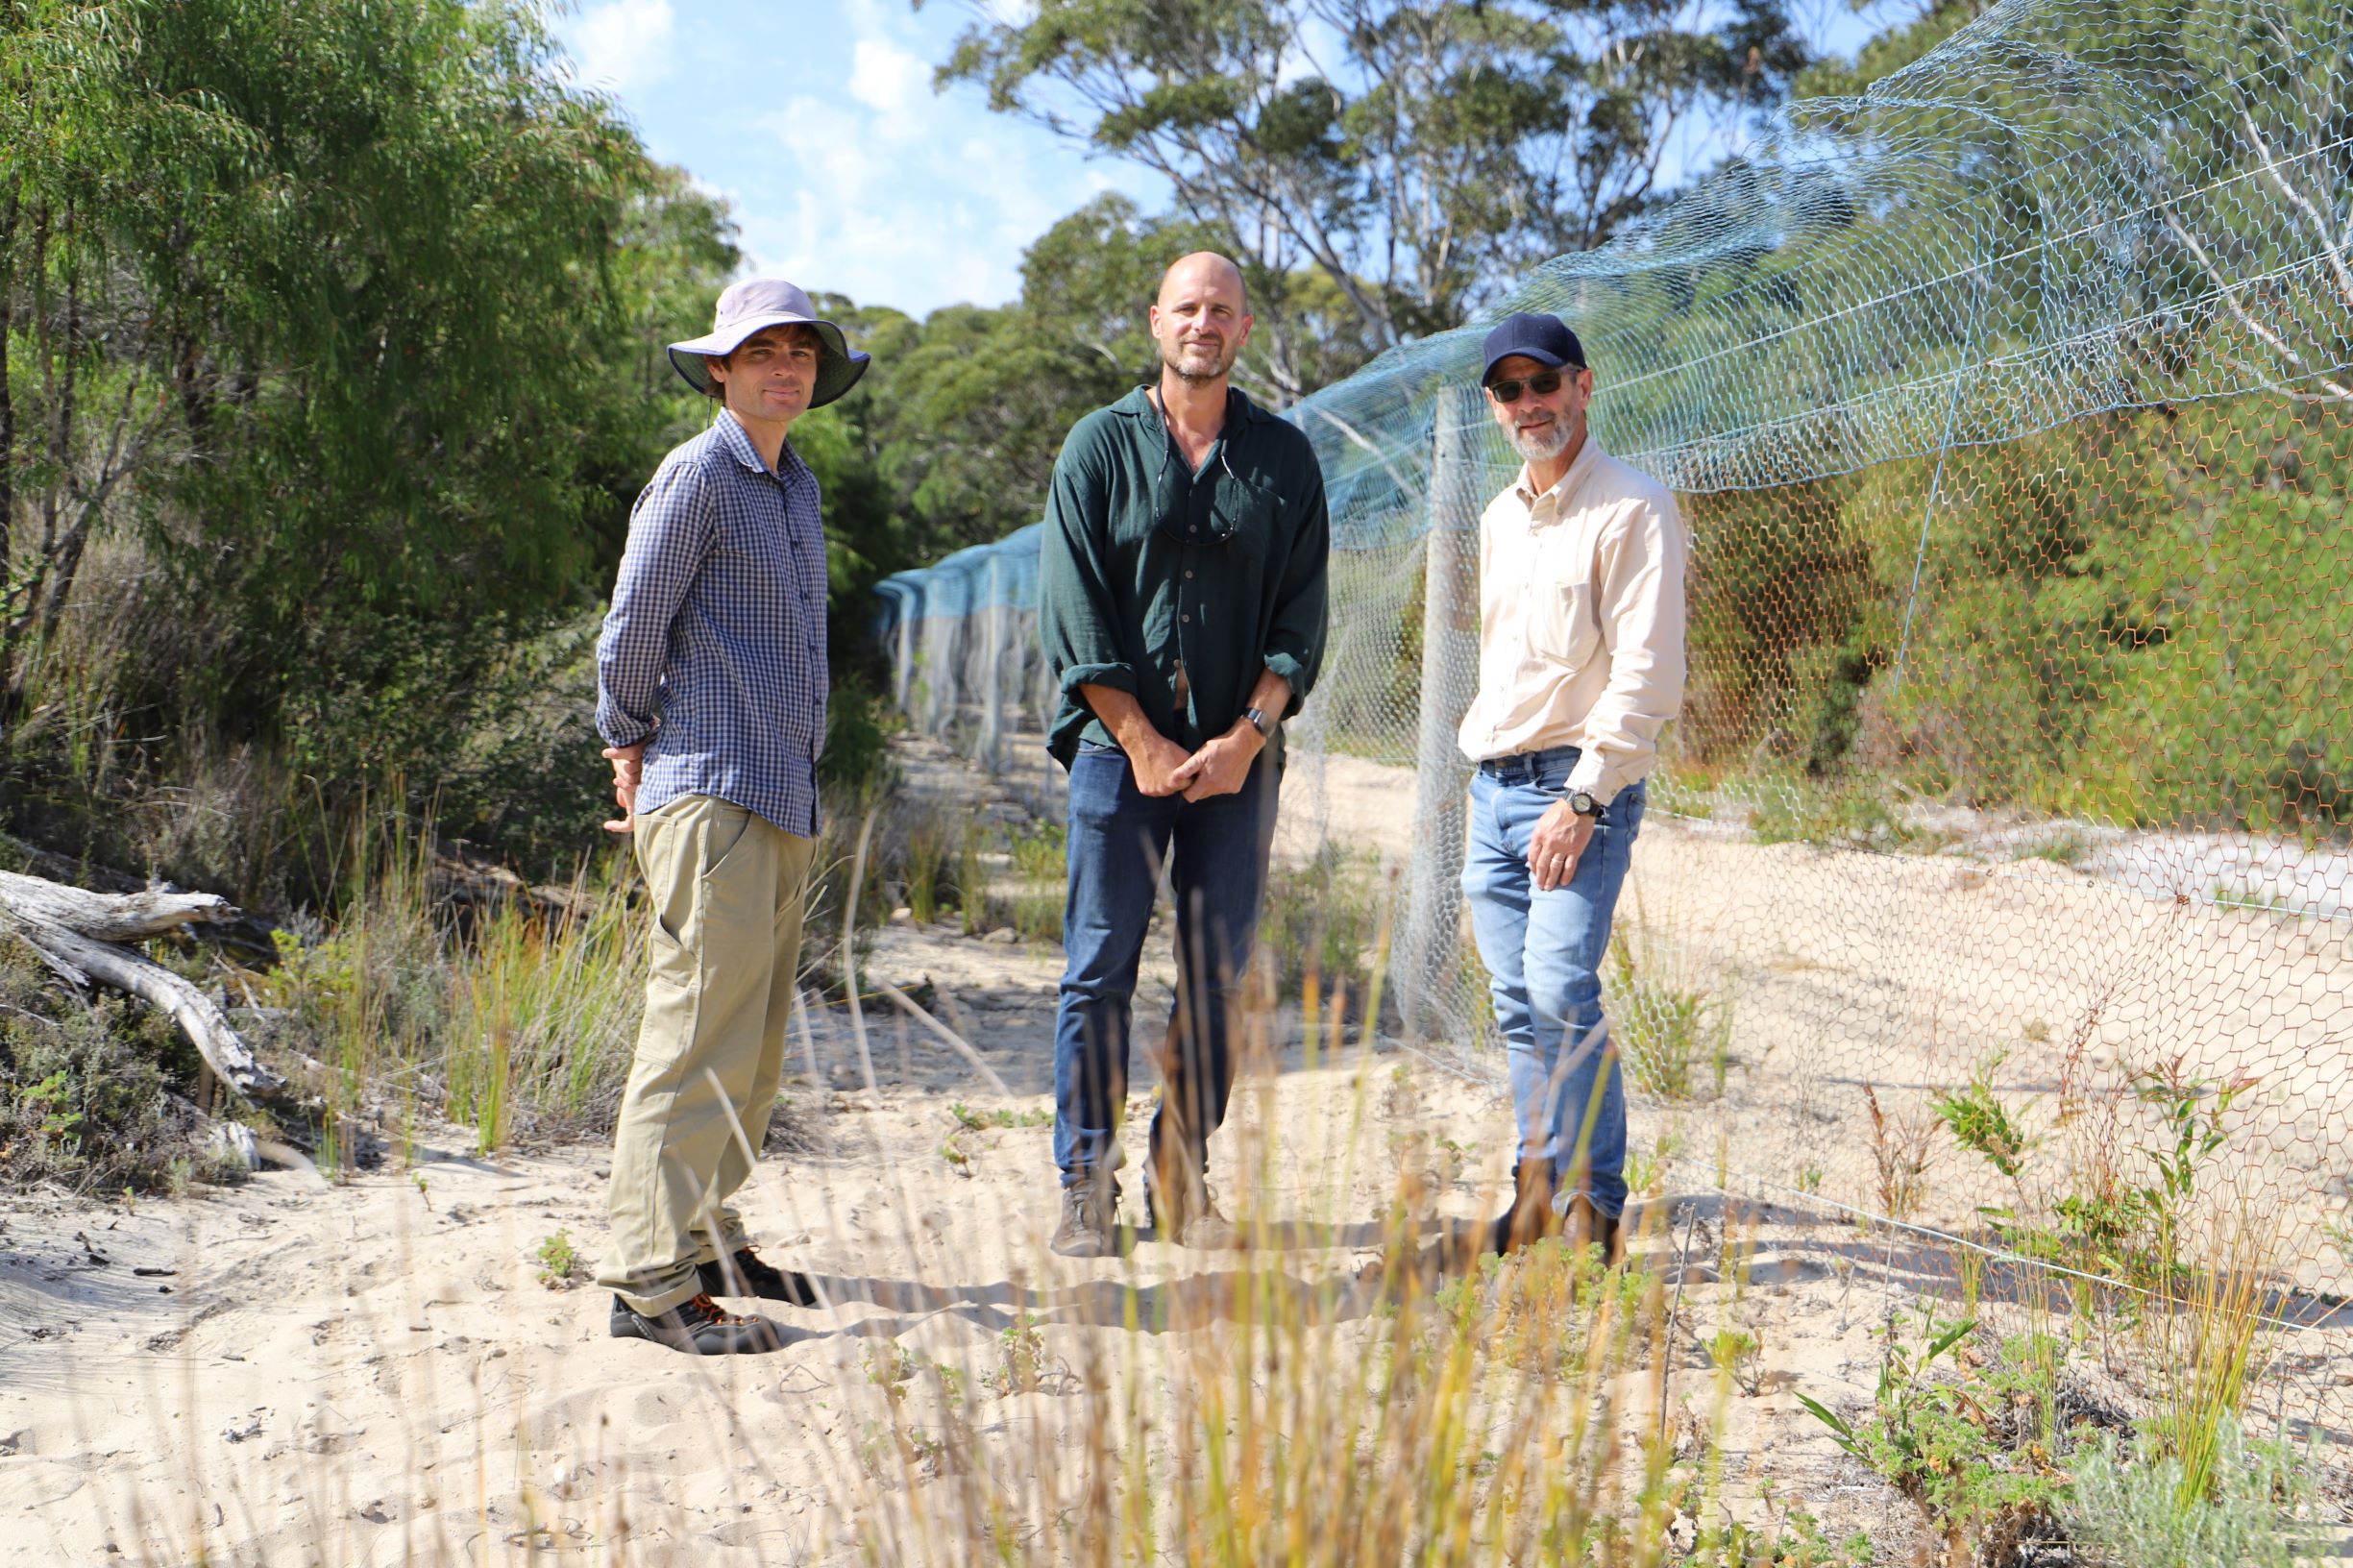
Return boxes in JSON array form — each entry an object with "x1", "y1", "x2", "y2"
[{"x1": 876, "y1": 0, "x2": 2351, "y2": 1458}]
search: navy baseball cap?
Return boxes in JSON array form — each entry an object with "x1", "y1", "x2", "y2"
[{"x1": 1481, "y1": 312, "x2": 1586, "y2": 383}]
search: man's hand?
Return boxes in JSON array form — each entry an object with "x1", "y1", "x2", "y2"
[
  {"x1": 1127, "y1": 730, "x2": 1198, "y2": 797},
  {"x1": 601, "y1": 742, "x2": 647, "y2": 834},
  {"x1": 1527, "y1": 801, "x2": 1595, "y2": 893},
  {"x1": 1173, "y1": 723, "x2": 1263, "y2": 801}
]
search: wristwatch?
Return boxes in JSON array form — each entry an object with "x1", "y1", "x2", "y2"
[
  {"x1": 1243, "y1": 706, "x2": 1272, "y2": 738},
  {"x1": 1567, "y1": 789, "x2": 1601, "y2": 818}
]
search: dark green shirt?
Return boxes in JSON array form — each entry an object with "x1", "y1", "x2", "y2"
[{"x1": 1039, "y1": 385, "x2": 1331, "y2": 768}]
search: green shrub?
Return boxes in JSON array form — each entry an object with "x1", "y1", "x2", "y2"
[
  {"x1": 1260, "y1": 842, "x2": 1382, "y2": 1004},
  {"x1": 2063, "y1": 1420, "x2": 2319, "y2": 1568},
  {"x1": 0, "y1": 932, "x2": 249, "y2": 1194}
]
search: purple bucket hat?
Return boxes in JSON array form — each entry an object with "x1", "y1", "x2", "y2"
[{"x1": 667, "y1": 279, "x2": 871, "y2": 407}]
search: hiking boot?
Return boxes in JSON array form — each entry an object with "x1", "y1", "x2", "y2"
[
  {"x1": 1565, "y1": 1196, "x2": 1623, "y2": 1266},
  {"x1": 1487, "y1": 1159, "x2": 1561, "y2": 1257},
  {"x1": 609, "y1": 1292, "x2": 785, "y2": 1355},
  {"x1": 699, "y1": 1246, "x2": 818, "y2": 1307},
  {"x1": 1049, "y1": 1179, "x2": 1120, "y2": 1258},
  {"x1": 1148, "y1": 1180, "x2": 1240, "y2": 1249}
]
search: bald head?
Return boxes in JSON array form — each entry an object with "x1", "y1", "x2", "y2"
[
  {"x1": 1151, "y1": 252, "x2": 1253, "y2": 390},
  {"x1": 1157, "y1": 252, "x2": 1248, "y2": 313}
]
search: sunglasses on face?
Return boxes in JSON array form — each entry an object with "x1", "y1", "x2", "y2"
[{"x1": 1485, "y1": 370, "x2": 1568, "y2": 404}]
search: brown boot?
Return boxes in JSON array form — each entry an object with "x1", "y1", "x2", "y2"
[
  {"x1": 1563, "y1": 1196, "x2": 1624, "y2": 1265},
  {"x1": 1487, "y1": 1160, "x2": 1560, "y2": 1256}
]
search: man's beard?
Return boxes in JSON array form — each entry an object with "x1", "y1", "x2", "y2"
[
  {"x1": 1509, "y1": 415, "x2": 1577, "y2": 462},
  {"x1": 1163, "y1": 338, "x2": 1238, "y2": 385}
]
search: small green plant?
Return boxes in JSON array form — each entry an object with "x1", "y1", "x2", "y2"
[
  {"x1": 996, "y1": 1311, "x2": 1047, "y2": 1394},
  {"x1": 1705, "y1": 1327, "x2": 1761, "y2": 1395},
  {"x1": 1002, "y1": 821, "x2": 1066, "y2": 942},
  {"x1": 534, "y1": 1228, "x2": 579, "y2": 1289},
  {"x1": 864, "y1": 1342, "x2": 918, "y2": 1407},
  {"x1": 1799, "y1": 1306, "x2": 2064, "y2": 1563},
  {"x1": 1863, "y1": 1084, "x2": 1935, "y2": 1222},
  {"x1": 1751, "y1": 779, "x2": 1950, "y2": 854},
  {"x1": 19, "y1": 1068, "x2": 83, "y2": 1146},
  {"x1": 1624, "y1": 1130, "x2": 1682, "y2": 1196},
  {"x1": 938, "y1": 1132, "x2": 973, "y2": 1173},
  {"x1": 1796, "y1": 1162, "x2": 1825, "y2": 1194},
  {"x1": 950, "y1": 1101, "x2": 1052, "y2": 1131},
  {"x1": 1260, "y1": 842, "x2": 1382, "y2": 1002},
  {"x1": 900, "y1": 817, "x2": 949, "y2": 925},
  {"x1": 1932, "y1": 1052, "x2": 2033, "y2": 1181},
  {"x1": 956, "y1": 824, "x2": 989, "y2": 936},
  {"x1": 2131, "y1": 1062, "x2": 2244, "y2": 1227},
  {"x1": 1606, "y1": 926, "x2": 1732, "y2": 1103}
]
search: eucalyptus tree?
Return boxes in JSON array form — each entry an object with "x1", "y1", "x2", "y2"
[{"x1": 937, "y1": 0, "x2": 1811, "y2": 398}]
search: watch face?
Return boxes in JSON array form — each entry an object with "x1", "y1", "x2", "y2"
[{"x1": 1571, "y1": 791, "x2": 1599, "y2": 816}]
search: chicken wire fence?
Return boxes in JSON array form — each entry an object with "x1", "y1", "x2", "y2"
[{"x1": 877, "y1": 0, "x2": 2351, "y2": 1455}]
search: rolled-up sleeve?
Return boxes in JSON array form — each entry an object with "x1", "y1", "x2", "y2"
[
  {"x1": 1567, "y1": 495, "x2": 1688, "y2": 802},
  {"x1": 1039, "y1": 437, "x2": 1135, "y2": 699},
  {"x1": 1262, "y1": 461, "x2": 1330, "y2": 718},
  {"x1": 597, "y1": 460, "x2": 717, "y2": 747}
]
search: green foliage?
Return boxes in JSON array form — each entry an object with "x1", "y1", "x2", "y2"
[
  {"x1": 1689, "y1": 400, "x2": 2353, "y2": 834},
  {"x1": 941, "y1": 0, "x2": 1811, "y2": 387},
  {"x1": 1605, "y1": 926, "x2": 1732, "y2": 1102},
  {"x1": 533, "y1": 1228, "x2": 579, "y2": 1289},
  {"x1": 1260, "y1": 841, "x2": 1383, "y2": 1005},
  {"x1": 1799, "y1": 1309, "x2": 2066, "y2": 1562},
  {"x1": 0, "y1": 930, "x2": 246, "y2": 1193},
  {"x1": 2063, "y1": 1420, "x2": 2320, "y2": 1568},
  {"x1": 950, "y1": 1102, "x2": 1052, "y2": 1131},
  {"x1": 1932, "y1": 1053, "x2": 2034, "y2": 1181},
  {"x1": 1002, "y1": 820, "x2": 1067, "y2": 942}
]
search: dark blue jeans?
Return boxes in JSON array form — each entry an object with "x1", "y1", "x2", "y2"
[{"x1": 1052, "y1": 743, "x2": 1280, "y2": 1195}]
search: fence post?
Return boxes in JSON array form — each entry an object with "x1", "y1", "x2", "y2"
[
  {"x1": 980, "y1": 554, "x2": 1006, "y2": 773},
  {"x1": 893, "y1": 593, "x2": 916, "y2": 715},
  {"x1": 1397, "y1": 389, "x2": 1483, "y2": 1041}
]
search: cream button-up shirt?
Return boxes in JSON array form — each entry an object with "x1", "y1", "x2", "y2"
[{"x1": 1455, "y1": 435, "x2": 1688, "y2": 803}]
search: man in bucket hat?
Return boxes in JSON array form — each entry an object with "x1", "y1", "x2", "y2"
[{"x1": 593, "y1": 280, "x2": 869, "y2": 1354}]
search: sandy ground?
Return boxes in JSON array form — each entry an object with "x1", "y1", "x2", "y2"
[{"x1": 5, "y1": 734, "x2": 2350, "y2": 1563}]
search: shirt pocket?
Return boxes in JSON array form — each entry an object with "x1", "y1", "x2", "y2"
[
  {"x1": 1526, "y1": 561, "x2": 1602, "y2": 669},
  {"x1": 1207, "y1": 466, "x2": 1279, "y2": 565}
]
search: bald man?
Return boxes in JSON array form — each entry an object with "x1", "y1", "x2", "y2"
[{"x1": 1037, "y1": 254, "x2": 1331, "y2": 1257}]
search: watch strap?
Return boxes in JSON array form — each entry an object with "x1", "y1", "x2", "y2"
[{"x1": 1244, "y1": 706, "x2": 1272, "y2": 737}]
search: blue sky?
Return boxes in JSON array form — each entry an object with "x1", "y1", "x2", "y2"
[
  {"x1": 553, "y1": 0, "x2": 1169, "y2": 317},
  {"x1": 552, "y1": 0, "x2": 1892, "y2": 322}
]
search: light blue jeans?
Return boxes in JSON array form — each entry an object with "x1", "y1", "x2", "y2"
[{"x1": 1460, "y1": 747, "x2": 1644, "y2": 1219}]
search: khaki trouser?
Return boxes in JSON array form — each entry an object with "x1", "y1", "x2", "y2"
[{"x1": 597, "y1": 795, "x2": 814, "y2": 1315}]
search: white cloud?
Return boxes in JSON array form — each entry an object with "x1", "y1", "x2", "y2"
[
  {"x1": 562, "y1": 0, "x2": 676, "y2": 95},
  {"x1": 586, "y1": 0, "x2": 1171, "y2": 314},
  {"x1": 848, "y1": 37, "x2": 932, "y2": 117}
]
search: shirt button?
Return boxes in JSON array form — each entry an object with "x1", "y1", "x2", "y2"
[
  {"x1": 1184, "y1": 570, "x2": 1193, "y2": 579},
  {"x1": 1181, "y1": 614, "x2": 1190, "y2": 625}
]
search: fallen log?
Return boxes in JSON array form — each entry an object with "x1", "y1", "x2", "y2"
[{"x1": 0, "y1": 870, "x2": 285, "y2": 1102}]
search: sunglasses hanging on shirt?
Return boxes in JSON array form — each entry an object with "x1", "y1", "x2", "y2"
[{"x1": 1150, "y1": 388, "x2": 1252, "y2": 546}]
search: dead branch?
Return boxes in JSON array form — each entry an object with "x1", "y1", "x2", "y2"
[{"x1": 0, "y1": 870, "x2": 283, "y2": 1101}]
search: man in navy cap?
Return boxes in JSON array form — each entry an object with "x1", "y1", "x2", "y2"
[
  {"x1": 1457, "y1": 311, "x2": 1687, "y2": 1262},
  {"x1": 592, "y1": 280, "x2": 870, "y2": 1354}
]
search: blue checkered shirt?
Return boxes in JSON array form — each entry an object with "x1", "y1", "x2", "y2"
[{"x1": 596, "y1": 413, "x2": 828, "y2": 838}]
